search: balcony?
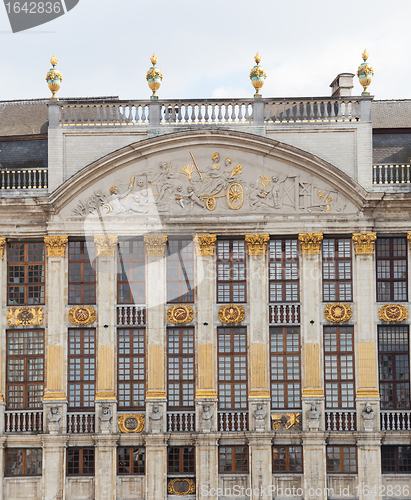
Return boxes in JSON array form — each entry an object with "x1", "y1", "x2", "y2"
[
  {"x1": 325, "y1": 410, "x2": 356, "y2": 431},
  {"x1": 218, "y1": 411, "x2": 248, "y2": 432},
  {"x1": 67, "y1": 412, "x2": 95, "y2": 433},
  {"x1": 380, "y1": 411, "x2": 411, "y2": 431},
  {"x1": 373, "y1": 164, "x2": 411, "y2": 185},
  {"x1": 5, "y1": 410, "x2": 43, "y2": 433},
  {"x1": 269, "y1": 303, "x2": 301, "y2": 325},
  {"x1": 167, "y1": 411, "x2": 195, "y2": 432},
  {"x1": 0, "y1": 168, "x2": 48, "y2": 190},
  {"x1": 117, "y1": 305, "x2": 146, "y2": 326}
]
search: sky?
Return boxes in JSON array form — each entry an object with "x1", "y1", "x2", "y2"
[{"x1": 0, "y1": 0, "x2": 410, "y2": 102}]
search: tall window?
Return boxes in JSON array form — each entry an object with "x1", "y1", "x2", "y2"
[
  {"x1": 118, "y1": 328, "x2": 145, "y2": 409},
  {"x1": 327, "y1": 446, "x2": 357, "y2": 473},
  {"x1": 269, "y1": 239, "x2": 299, "y2": 302},
  {"x1": 67, "y1": 448, "x2": 94, "y2": 475},
  {"x1": 168, "y1": 447, "x2": 195, "y2": 474},
  {"x1": 378, "y1": 325, "x2": 410, "y2": 409},
  {"x1": 382, "y1": 446, "x2": 411, "y2": 473},
  {"x1": 217, "y1": 240, "x2": 246, "y2": 303},
  {"x1": 324, "y1": 326, "x2": 355, "y2": 409},
  {"x1": 272, "y1": 446, "x2": 303, "y2": 473},
  {"x1": 118, "y1": 447, "x2": 145, "y2": 475},
  {"x1": 117, "y1": 239, "x2": 145, "y2": 304},
  {"x1": 270, "y1": 327, "x2": 301, "y2": 409},
  {"x1": 5, "y1": 449, "x2": 42, "y2": 476},
  {"x1": 6, "y1": 330, "x2": 44, "y2": 409},
  {"x1": 68, "y1": 241, "x2": 96, "y2": 305},
  {"x1": 218, "y1": 327, "x2": 247, "y2": 409},
  {"x1": 219, "y1": 446, "x2": 248, "y2": 473},
  {"x1": 322, "y1": 238, "x2": 352, "y2": 302},
  {"x1": 8, "y1": 242, "x2": 45, "y2": 305},
  {"x1": 167, "y1": 239, "x2": 194, "y2": 303},
  {"x1": 167, "y1": 328, "x2": 195, "y2": 409},
  {"x1": 376, "y1": 237, "x2": 407, "y2": 302},
  {"x1": 68, "y1": 329, "x2": 95, "y2": 409}
]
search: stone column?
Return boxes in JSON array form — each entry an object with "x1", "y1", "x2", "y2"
[
  {"x1": 145, "y1": 434, "x2": 168, "y2": 500},
  {"x1": 94, "y1": 236, "x2": 118, "y2": 425},
  {"x1": 0, "y1": 239, "x2": 6, "y2": 432},
  {"x1": 94, "y1": 435, "x2": 118, "y2": 500},
  {"x1": 196, "y1": 435, "x2": 219, "y2": 500},
  {"x1": 245, "y1": 235, "x2": 271, "y2": 431},
  {"x1": 302, "y1": 433, "x2": 327, "y2": 500},
  {"x1": 249, "y1": 436, "x2": 272, "y2": 500},
  {"x1": 42, "y1": 436, "x2": 68, "y2": 500},
  {"x1": 357, "y1": 434, "x2": 382, "y2": 500},
  {"x1": 43, "y1": 236, "x2": 69, "y2": 431},
  {"x1": 144, "y1": 235, "x2": 168, "y2": 429},
  {"x1": 0, "y1": 437, "x2": 5, "y2": 500}
]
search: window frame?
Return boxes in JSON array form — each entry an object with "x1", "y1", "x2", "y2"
[
  {"x1": 269, "y1": 238, "x2": 299, "y2": 303},
  {"x1": 219, "y1": 446, "x2": 249, "y2": 474},
  {"x1": 167, "y1": 239, "x2": 194, "y2": 304},
  {"x1": 326, "y1": 446, "x2": 357, "y2": 474},
  {"x1": 272, "y1": 445, "x2": 303, "y2": 473},
  {"x1": 382, "y1": 446, "x2": 411, "y2": 474},
  {"x1": 5, "y1": 448, "x2": 42, "y2": 476},
  {"x1": 167, "y1": 446, "x2": 195, "y2": 475},
  {"x1": 68, "y1": 240, "x2": 96, "y2": 305},
  {"x1": 322, "y1": 237, "x2": 353, "y2": 302},
  {"x1": 117, "y1": 239, "x2": 145, "y2": 305},
  {"x1": 117, "y1": 447, "x2": 145, "y2": 475},
  {"x1": 68, "y1": 328, "x2": 96, "y2": 410},
  {"x1": 376, "y1": 237, "x2": 408, "y2": 303},
  {"x1": 217, "y1": 239, "x2": 247, "y2": 303},
  {"x1": 67, "y1": 447, "x2": 95, "y2": 476}
]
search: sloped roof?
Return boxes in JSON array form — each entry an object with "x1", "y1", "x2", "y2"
[{"x1": 372, "y1": 100, "x2": 411, "y2": 129}]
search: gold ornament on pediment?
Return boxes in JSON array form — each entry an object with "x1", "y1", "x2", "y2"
[
  {"x1": 167, "y1": 478, "x2": 196, "y2": 496},
  {"x1": 167, "y1": 305, "x2": 194, "y2": 324},
  {"x1": 271, "y1": 412, "x2": 301, "y2": 430},
  {"x1": 193, "y1": 234, "x2": 217, "y2": 256},
  {"x1": 298, "y1": 233, "x2": 323, "y2": 254},
  {"x1": 118, "y1": 414, "x2": 145, "y2": 433},
  {"x1": 379, "y1": 304, "x2": 408, "y2": 322},
  {"x1": 94, "y1": 235, "x2": 118, "y2": 257},
  {"x1": 0, "y1": 237, "x2": 6, "y2": 259},
  {"x1": 324, "y1": 303, "x2": 352, "y2": 323},
  {"x1": 352, "y1": 233, "x2": 376, "y2": 255},
  {"x1": 245, "y1": 234, "x2": 270, "y2": 255},
  {"x1": 218, "y1": 304, "x2": 245, "y2": 324},
  {"x1": 68, "y1": 306, "x2": 96, "y2": 326},
  {"x1": 144, "y1": 235, "x2": 168, "y2": 256},
  {"x1": 44, "y1": 235, "x2": 68, "y2": 257},
  {"x1": 7, "y1": 307, "x2": 44, "y2": 326}
]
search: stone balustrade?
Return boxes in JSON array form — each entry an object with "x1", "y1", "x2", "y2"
[
  {"x1": 373, "y1": 164, "x2": 411, "y2": 185},
  {"x1": 167, "y1": 411, "x2": 195, "y2": 432},
  {"x1": 0, "y1": 169, "x2": 48, "y2": 190},
  {"x1": 218, "y1": 411, "x2": 249, "y2": 432},
  {"x1": 269, "y1": 303, "x2": 301, "y2": 325},
  {"x1": 117, "y1": 305, "x2": 146, "y2": 326},
  {"x1": 5, "y1": 410, "x2": 43, "y2": 432},
  {"x1": 67, "y1": 412, "x2": 95, "y2": 433},
  {"x1": 380, "y1": 411, "x2": 411, "y2": 431},
  {"x1": 325, "y1": 410, "x2": 356, "y2": 431}
]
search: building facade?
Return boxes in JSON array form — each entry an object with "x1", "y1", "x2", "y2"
[{"x1": 0, "y1": 73, "x2": 411, "y2": 500}]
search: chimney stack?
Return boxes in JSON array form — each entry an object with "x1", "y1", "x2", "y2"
[{"x1": 330, "y1": 73, "x2": 355, "y2": 97}]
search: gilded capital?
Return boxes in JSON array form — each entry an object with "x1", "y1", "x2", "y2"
[
  {"x1": 352, "y1": 233, "x2": 376, "y2": 255},
  {"x1": 407, "y1": 232, "x2": 411, "y2": 248},
  {"x1": 245, "y1": 234, "x2": 270, "y2": 256},
  {"x1": 193, "y1": 234, "x2": 217, "y2": 256},
  {"x1": 0, "y1": 237, "x2": 6, "y2": 259},
  {"x1": 144, "y1": 235, "x2": 168, "y2": 256},
  {"x1": 94, "y1": 235, "x2": 118, "y2": 257},
  {"x1": 44, "y1": 235, "x2": 68, "y2": 257},
  {"x1": 298, "y1": 233, "x2": 323, "y2": 254}
]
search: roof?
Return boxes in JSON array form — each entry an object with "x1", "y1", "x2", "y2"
[{"x1": 372, "y1": 100, "x2": 411, "y2": 129}]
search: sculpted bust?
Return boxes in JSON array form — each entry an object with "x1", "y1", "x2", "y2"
[
  {"x1": 361, "y1": 403, "x2": 375, "y2": 431},
  {"x1": 200, "y1": 404, "x2": 213, "y2": 432},
  {"x1": 306, "y1": 402, "x2": 320, "y2": 431},
  {"x1": 253, "y1": 403, "x2": 267, "y2": 432},
  {"x1": 149, "y1": 404, "x2": 163, "y2": 433},
  {"x1": 99, "y1": 405, "x2": 112, "y2": 434},
  {"x1": 48, "y1": 406, "x2": 61, "y2": 434}
]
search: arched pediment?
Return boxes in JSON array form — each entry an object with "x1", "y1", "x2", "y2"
[{"x1": 51, "y1": 129, "x2": 367, "y2": 223}]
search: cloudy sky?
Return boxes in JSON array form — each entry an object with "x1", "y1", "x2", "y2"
[{"x1": 0, "y1": 0, "x2": 410, "y2": 102}]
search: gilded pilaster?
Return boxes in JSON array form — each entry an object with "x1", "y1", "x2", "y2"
[
  {"x1": 352, "y1": 232, "x2": 376, "y2": 255},
  {"x1": 193, "y1": 234, "x2": 216, "y2": 256},
  {"x1": 0, "y1": 238, "x2": 6, "y2": 260},
  {"x1": 298, "y1": 232, "x2": 323, "y2": 255},
  {"x1": 44, "y1": 235, "x2": 68, "y2": 257}
]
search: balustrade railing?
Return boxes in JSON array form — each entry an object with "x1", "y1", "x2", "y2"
[
  {"x1": 381, "y1": 411, "x2": 411, "y2": 431},
  {"x1": 117, "y1": 305, "x2": 146, "y2": 326},
  {"x1": 5, "y1": 410, "x2": 43, "y2": 432},
  {"x1": 167, "y1": 411, "x2": 195, "y2": 432},
  {"x1": 60, "y1": 102, "x2": 150, "y2": 126},
  {"x1": 67, "y1": 412, "x2": 95, "y2": 433},
  {"x1": 0, "y1": 169, "x2": 48, "y2": 190},
  {"x1": 373, "y1": 164, "x2": 411, "y2": 185},
  {"x1": 218, "y1": 411, "x2": 248, "y2": 432},
  {"x1": 269, "y1": 304, "x2": 301, "y2": 324},
  {"x1": 325, "y1": 411, "x2": 356, "y2": 431}
]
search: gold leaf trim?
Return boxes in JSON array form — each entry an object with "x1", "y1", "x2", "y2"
[
  {"x1": 167, "y1": 478, "x2": 196, "y2": 496},
  {"x1": 167, "y1": 305, "x2": 194, "y2": 324},
  {"x1": 43, "y1": 391, "x2": 67, "y2": 401},
  {"x1": 218, "y1": 304, "x2": 245, "y2": 324},
  {"x1": 44, "y1": 236, "x2": 68, "y2": 257},
  {"x1": 144, "y1": 235, "x2": 167, "y2": 256},
  {"x1": 7, "y1": 307, "x2": 44, "y2": 326},
  {"x1": 302, "y1": 389, "x2": 324, "y2": 398},
  {"x1": 118, "y1": 414, "x2": 145, "y2": 433},
  {"x1": 298, "y1": 233, "x2": 323, "y2": 254},
  {"x1": 94, "y1": 235, "x2": 118, "y2": 257},
  {"x1": 379, "y1": 304, "x2": 408, "y2": 322},
  {"x1": 271, "y1": 412, "x2": 301, "y2": 430},
  {"x1": 0, "y1": 237, "x2": 6, "y2": 260},
  {"x1": 245, "y1": 234, "x2": 270, "y2": 255},
  {"x1": 352, "y1": 233, "x2": 376, "y2": 255},
  {"x1": 195, "y1": 389, "x2": 218, "y2": 399},
  {"x1": 193, "y1": 234, "x2": 216, "y2": 256},
  {"x1": 248, "y1": 389, "x2": 271, "y2": 399},
  {"x1": 68, "y1": 306, "x2": 96, "y2": 326},
  {"x1": 324, "y1": 303, "x2": 352, "y2": 323}
]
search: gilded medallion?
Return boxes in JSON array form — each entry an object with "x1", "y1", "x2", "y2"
[
  {"x1": 167, "y1": 478, "x2": 196, "y2": 496},
  {"x1": 7, "y1": 307, "x2": 44, "y2": 326},
  {"x1": 218, "y1": 304, "x2": 245, "y2": 324},
  {"x1": 271, "y1": 412, "x2": 301, "y2": 430},
  {"x1": 324, "y1": 303, "x2": 352, "y2": 323},
  {"x1": 379, "y1": 304, "x2": 408, "y2": 322},
  {"x1": 118, "y1": 414, "x2": 145, "y2": 433},
  {"x1": 167, "y1": 305, "x2": 194, "y2": 324},
  {"x1": 68, "y1": 306, "x2": 96, "y2": 326}
]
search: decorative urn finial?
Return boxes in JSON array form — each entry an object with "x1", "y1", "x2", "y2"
[
  {"x1": 45, "y1": 55, "x2": 63, "y2": 100},
  {"x1": 249, "y1": 52, "x2": 267, "y2": 98},
  {"x1": 357, "y1": 49, "x2": 374, "y2": 95},
  {"x1": 146, "y1": 53, "x2": 163, "y2": 100}
]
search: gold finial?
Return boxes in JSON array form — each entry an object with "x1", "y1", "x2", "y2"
[
  {"x1": 46, "y1": 55, "x2": 63, "y2": 100},
  {"x1": 255, "y1": 52, "x2": 261, "y2": 64},
  {"x1": 50, "y1": 55, "x2": 58, "y2": 67},
  {"x1": 150, "y1": 53, "x2": 158, "y2": 65},
  {"x1": 362, "y1": 49, "x2": 369, "y2": 61}
]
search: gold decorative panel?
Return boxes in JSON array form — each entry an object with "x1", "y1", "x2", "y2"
[
  {"x1": 68, "y1": 306, "x2": 96, "y2": 325},
  {"x1": 147, "y1": 344, "x2": 166, "y2": 398},
  {"x1": 193, "y1": 234, "x2": 216, "y2": 256},
  {"x1": 303, "y1": 343, "x2": 321, "y2": 389},
  {"x1": 379, "y1": 304, "x2": 408, "y2": 322},
  {"x1": 357, "y1": 342, "x2": 378, "y2": 397},
  {"x1": 94, "y1": 235, "x2": 118, "y2": 257},
  {"x1": 7, "y1": 307, "x2": 43, "y2": 326},
  {"x1": 218, "y1": 304, "x2": 245, "y2": 324},
  {"x1": 46, "y1": 345, "x2": 64, "y2": 391},
  {"x1": 245, "y1": 234, "x2": 270, "y2": 255},
  {"x1": 167, "y1": 478, "x2": 196, "y2": 496},
  {"x1": 167, "y1": 305, "x2": 194, "y2": 324},
  {"x1": 324, "y1": 303, "x2": 352, "y2": 322},
  {"x1": 0, "y1": 237, "x2": 6, "y2": 259},
  {"x1": 44, "y1": 235, "x2": 68, "y2": 257},
  {"x1": 271, "y1": 412, "x2": 301, "y2": 430},
  {"x1": 144, "y1": 235, "x2": 167, "y2": 256},
  {"x1": 298, "y1": 233, "x2": 323, "y2": 254},
  {"x1": 249, "y1": 343, "x2": 269, "y2": 397},
  {"x1": 352, "y1": 232, "x2": 376, "y2": 255},
  {"x1": 118, "y1": 414, "x2": 145, "y2": 433},
  {"x1": 97, "y1": 345, "x2": 114, "y2": 392}
]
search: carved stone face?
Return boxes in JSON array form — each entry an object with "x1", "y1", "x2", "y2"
[
  {"x1": 203, "y1": 404, "x2": 210, "y2": 412},
  {"x1": 257, "y1": 403, "x2": 263, "y2": 410},
  {"x1": 153, "y1": 404, "x2": 159, "y2": 413}
]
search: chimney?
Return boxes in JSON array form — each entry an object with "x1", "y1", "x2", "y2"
[{"x1": 330, "y1": 73, "x2": 355, "y2": 97}]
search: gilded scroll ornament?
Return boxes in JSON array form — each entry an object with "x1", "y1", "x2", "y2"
[
  {"x1": 271, "y1": 412, "x2": 301, "y2": 431},
  {"x1": 298, "y1": 233, "x2": 323, "y2": 254},
  {"x1": 118, "y1": 414, "x2": 145, "y2": 433},
  {"x1": 245, "y1": 234, "x2": 270, "y2": 255},
  {"x1": 7, "y1": 307, "x2": 44, "y2": 326},
  {"x1": 167, "y1": 305, "x2": 194, "y2": 324},
  {"x1": 144, "y1": 235, "x2": 168, "y2": 256},
  {"x1": 44, "y1": 236, "x2": 68, "y2": 257},
  {"x1": 167, "y1": 478, "x2": 196, "y2": 496},
  {"x1": 0, "y1": 237, "x2": 6, "y2": 259},
  {"x1": 379, "y1": 304, "x2": 408, "y2": 322},
  {"x1": 352, "y1": 233, "x2": 376, "y2": 255},
  {"x1": 68, "y1": 306, "x2": 96, "y2": 326},
  {"x1": 193, "y1": 234, "x2": 217, "y2": 256},
  {"x1": 94, "y1": 235, "x2": 118, "y2": 257},
  {"x1": 324, "y1": 303, "x2": 352, "y2": 323},
  {"x1": 218, "y1": 304, "x2": 245, "y2": 324}
]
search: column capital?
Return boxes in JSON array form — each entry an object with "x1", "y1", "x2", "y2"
[
  {"x1": 144, "y1": 235, "x2": 168, "y2": 256},
  {"x1": 94, "y1": 235, "x2": 118, "y2": 257},
  {"x1": 352, "y1": 232, "x2": 376, "y2": 255},
  {"x1": 407, "y1": 232, "x2": 411, "y2": 248},
  {"x1": 44, "y1": 235, "x2": 68, "y2": 258},
  {"x1": 298, "y1": 232, "x2": 323, "y2": 254},
  {"x1": 0, "y1": 237, "x2": 6, "y2": 259},
  {"x1": 193, "y1": 234, "x2": 216, "y2": 256},
  {"x1": 245, "y1": 234, "x2": 269, "y2": 256}
]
